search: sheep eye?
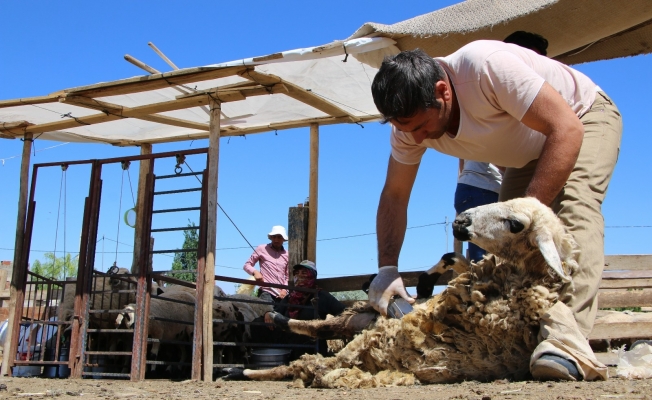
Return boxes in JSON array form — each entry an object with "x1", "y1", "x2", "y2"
[{"x1": 508, "y1": 219, "x2": 525, "y2": 233}]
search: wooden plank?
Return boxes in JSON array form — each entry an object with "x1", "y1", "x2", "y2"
[
  {"x1": 604, "y1": 255, "x2": 652, "y2": 271},
  {"x1": 598, "y1": 289, "x2": 652, "y2": 308},
  {"x1": 307, "y1": 123, "x2": 319, "y2": 263},
  {"x1": 19, "y1": 112, "x2": 122, "y2": 135},
  {"x1": 600, "y1": 278, "x2": 652, "y2": 289},
  {"x1": 60, "y1": 96, "x2": 123, "y2": 113},
  {"x1": 124, "y1": 54, "x2": 159, "y2": 75},
  {"x1": 64, "y1": 66, "x2": 249, "y2": 98},
  {"x1": 1, "y1": 133, "x2": 32, "y2": 376},
  {"x1": 317, "y1": 270, "x2": 455, "y2": 293},
  {"x1": 288, "y1": 206, "x2": 309, "y2": 285},
  {"x1": 136, "y1": 114, "x2": 209, "y2": 131},
  {"x1": 202, "y1": 97, "x2": 220, "y2": 381},
  {"x1": 602, "y1": 270, "x2": 652, "y2": 279},
  {"x1": 0, "y1": 120, "x2": 34, "y2": 132},
  {"x1": 131, "y1": 144, "x2": 152, "y2": 274},
  {"x1": 589, "y1": 320, "x2": 652, "y2": 340},
  {"x1": 240, "y1": 70, "x2": 361, "y2": 122},
  {"x1": 22, "y1": 84, "x2": 289, "y2": 135},
  {"x1": 0, "y1": 93, "x2": 63, "y2": 109},
  {"x1": 148, "y1": 42, "x2": 179, "y2": 70},
  {"x1": 91, "y1": 114, "x2": 381, "y2": 146},
  {"x1": 64, "y1": 95, "x2": 207, "y2": 133}
]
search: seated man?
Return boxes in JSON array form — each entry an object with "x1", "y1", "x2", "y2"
[{"x1": 251, "y1": 260, "x2": 345, "y2": 360}]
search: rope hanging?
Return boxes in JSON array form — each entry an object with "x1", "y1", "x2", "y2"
[
  {"x1": 53, "y1": 164, "x2": 68, "y2": 280},
  {"x1": 114, "y1": 161, "x2": 131, "y2": 264}
]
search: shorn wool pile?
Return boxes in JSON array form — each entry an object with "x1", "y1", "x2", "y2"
[{"x1": 229, "y1": 198, "x2": 580, "y2": 388}]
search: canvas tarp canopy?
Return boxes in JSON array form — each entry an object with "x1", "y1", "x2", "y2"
[
  {"x1": 1, "y1": 0, "x2": 650, "y2": 146},
  {"x1": 348, "y1": 0, "x2": 652, "y2": 65}
]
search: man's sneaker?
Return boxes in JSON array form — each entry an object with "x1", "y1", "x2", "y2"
[{"x1": 531, "y1": 354, "x2": 581, "y2": 381}]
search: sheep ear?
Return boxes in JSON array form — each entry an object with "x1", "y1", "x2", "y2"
[{"x1": 536, "y1": 229, "x2": 571, "y2": 282}]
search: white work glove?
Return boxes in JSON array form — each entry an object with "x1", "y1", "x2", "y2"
[{"x1": 368, "y1": 266, "x2": 415, "y2": 317}]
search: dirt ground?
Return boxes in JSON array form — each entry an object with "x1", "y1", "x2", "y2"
[{"x1": 1, "y1": 368, "x2": 652, "y2": 400}]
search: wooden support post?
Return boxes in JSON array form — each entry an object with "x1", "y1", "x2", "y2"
[
  {"x1": 1, "y1": 133, "x2": 32, "y2": 376},
  {"x1": 202, "y1": 97, "x2": 220, "y2": 381},
  {"x1": 454, "y1": 160, "x2": 463, "y2": 255},
  {"x1": 132, "y1": 144, "x2": 152, "y2": 274},
  {"x1": 288, "y1": 205, "x2": 309, "y2": 283},
  {"x1": 307, "y1": 123, "x2": 319, "y2": 263}
]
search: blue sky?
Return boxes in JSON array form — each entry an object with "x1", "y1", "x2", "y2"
[{"x1": 1, "y1": 1, "x2": 651, "y2": 293}]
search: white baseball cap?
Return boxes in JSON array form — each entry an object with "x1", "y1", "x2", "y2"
[{"x1": 268, "y1": 225, "x2": 288, "y2": 241}]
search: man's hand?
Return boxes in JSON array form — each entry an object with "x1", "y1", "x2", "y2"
[
  {"x1": 252, "y1": 270, "x2": 264, "y2": 282},
  {"x1": 368, "y1": 266, "x2": 415, "y2": 316},
  {"x1": 264, "y1": 312, "x2": 274, "y2": 330},
  {"x1": 278, "y1": 289, "x2": 287, "y2": 299}
]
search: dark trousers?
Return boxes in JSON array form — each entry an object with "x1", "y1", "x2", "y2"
[{"x1": 454, "y1": 183, "x2": 499, "y2": 262}]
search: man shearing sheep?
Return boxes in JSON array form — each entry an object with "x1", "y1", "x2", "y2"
[{"x1": 367, "y1": 40, "x2": 622, "y2": 381}]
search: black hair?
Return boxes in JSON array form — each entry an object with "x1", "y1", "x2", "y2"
[
  {"x1": 503, "y1": 31, "x2": 549, "y2": 56},
  {"x1": 371, "y1": 49, "x2": 447, "y2": 123}
]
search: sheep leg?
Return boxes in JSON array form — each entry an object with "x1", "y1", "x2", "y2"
[
  {"x1": 149, "y1": 341, "x2": 160, "y2": 372},
  {"x1": 270, "y1": 310, "x2": 377, "y2": 339},
  {"x1": 224, "y1": 365, "x2": 293, "y2": 381}
]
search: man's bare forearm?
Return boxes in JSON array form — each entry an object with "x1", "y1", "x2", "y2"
[
  {"x1": 376, "y1": 189, "x2": 408, "y2": 268},
  {"x1": 520, "y1": 83, "x2": 585, "y2": 206},
  {"x1": 525, "y1": 128, "x2": 582, "y2": 205}
]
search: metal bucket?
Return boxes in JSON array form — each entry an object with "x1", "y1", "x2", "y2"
[
  {"x1": 250, "y1": 348, "x2": 291, "y2": 369},
  {"x1": 42, "y1": 346, "x2": 70, "y2": 378}
]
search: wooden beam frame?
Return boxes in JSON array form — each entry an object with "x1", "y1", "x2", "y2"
[
  {"x1": 0, "y1": 65, "x2": 382, "y2": 145},
  {"x1": 0, "y1": 66, "x2": 248, "y2": 110},
  {"x1": 202, "y1": 97, "x2": 220, "y2": 381},
  {"x1": 131, "y1": 144, "x2": 152, "y2": 274},
  {"x1": 1, "y1": 133, "x2": 33, "y2": 376},
  {"x1": 64, "y1": 66, "x2": 250, "y2": 98},
  {"x1": 0, "y1": 93, "x2": 64, "y2": 109},
  {"x1": 0, "y1": 84, "x2": 289, "y2": 138},
  {"x1": 0, "y1": 121, "x2": 34, "y2": 138},
  {"x1": 307, "y1": 123, "x2": 319, "y2": 262}
]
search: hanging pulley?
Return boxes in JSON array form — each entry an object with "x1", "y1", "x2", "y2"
[{"x1": 175, "y1": 154, "x2": 185, "y2": 175}]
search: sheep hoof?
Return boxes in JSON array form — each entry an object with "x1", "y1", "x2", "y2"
[
  {"x1": 531, "y1": 354, "x2": 581, "y2": 381},
  {"x1": 269, "y1": 312, "x2": 290, "y2": 330},
  {"x1": 221, "y1": 367, "x2": 249, "y2": 381}
]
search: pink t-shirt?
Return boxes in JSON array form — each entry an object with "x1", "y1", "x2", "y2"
[
  {"x1": 243, "y1": 243, "x2": 289, "y2": 297},
  {"x1": 391, "y1": 40, "x2": 599, "y2": 168}
]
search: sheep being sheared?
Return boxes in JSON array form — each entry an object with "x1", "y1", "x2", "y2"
[{"x1": 226, "y1": 197, "x2": 579, "y2": 388}]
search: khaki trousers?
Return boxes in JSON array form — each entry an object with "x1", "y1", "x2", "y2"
[{"x1": 500, "y1": 91, "x2": 623, "y2": 337}]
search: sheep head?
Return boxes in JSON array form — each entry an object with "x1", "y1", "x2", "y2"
[
  {"x1": 108, "y1": 267, "x2": 132, "y2": 290},
  {"x1": 452, "y1": 197, "x2": 578, "y2": 282},
  {"x1": 417, "y1": 253, "x2": 471, "y2": 299}
]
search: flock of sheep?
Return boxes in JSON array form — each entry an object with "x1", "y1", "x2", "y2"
[
  {"x1": 57, "y1": 197, "x2": 587, "y2": 387},
  {"x1": 58, "y1": 268, "x2": 272, "y2": 377}
]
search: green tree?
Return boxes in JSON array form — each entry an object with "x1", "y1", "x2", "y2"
[
  {"x1": 31, "y1": 253, "x2": 78, "y2": 283},
  {"x1": 171, "y1": 220, "x2": 199, "y2": 282}
]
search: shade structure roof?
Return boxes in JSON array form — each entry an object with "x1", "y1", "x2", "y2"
[
  {"x1": 1, "y1": 0, "x2": 650, "y2": 146},
  {"x1": 348, "y1": 0, "x2": 652, "y2": 65}
]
